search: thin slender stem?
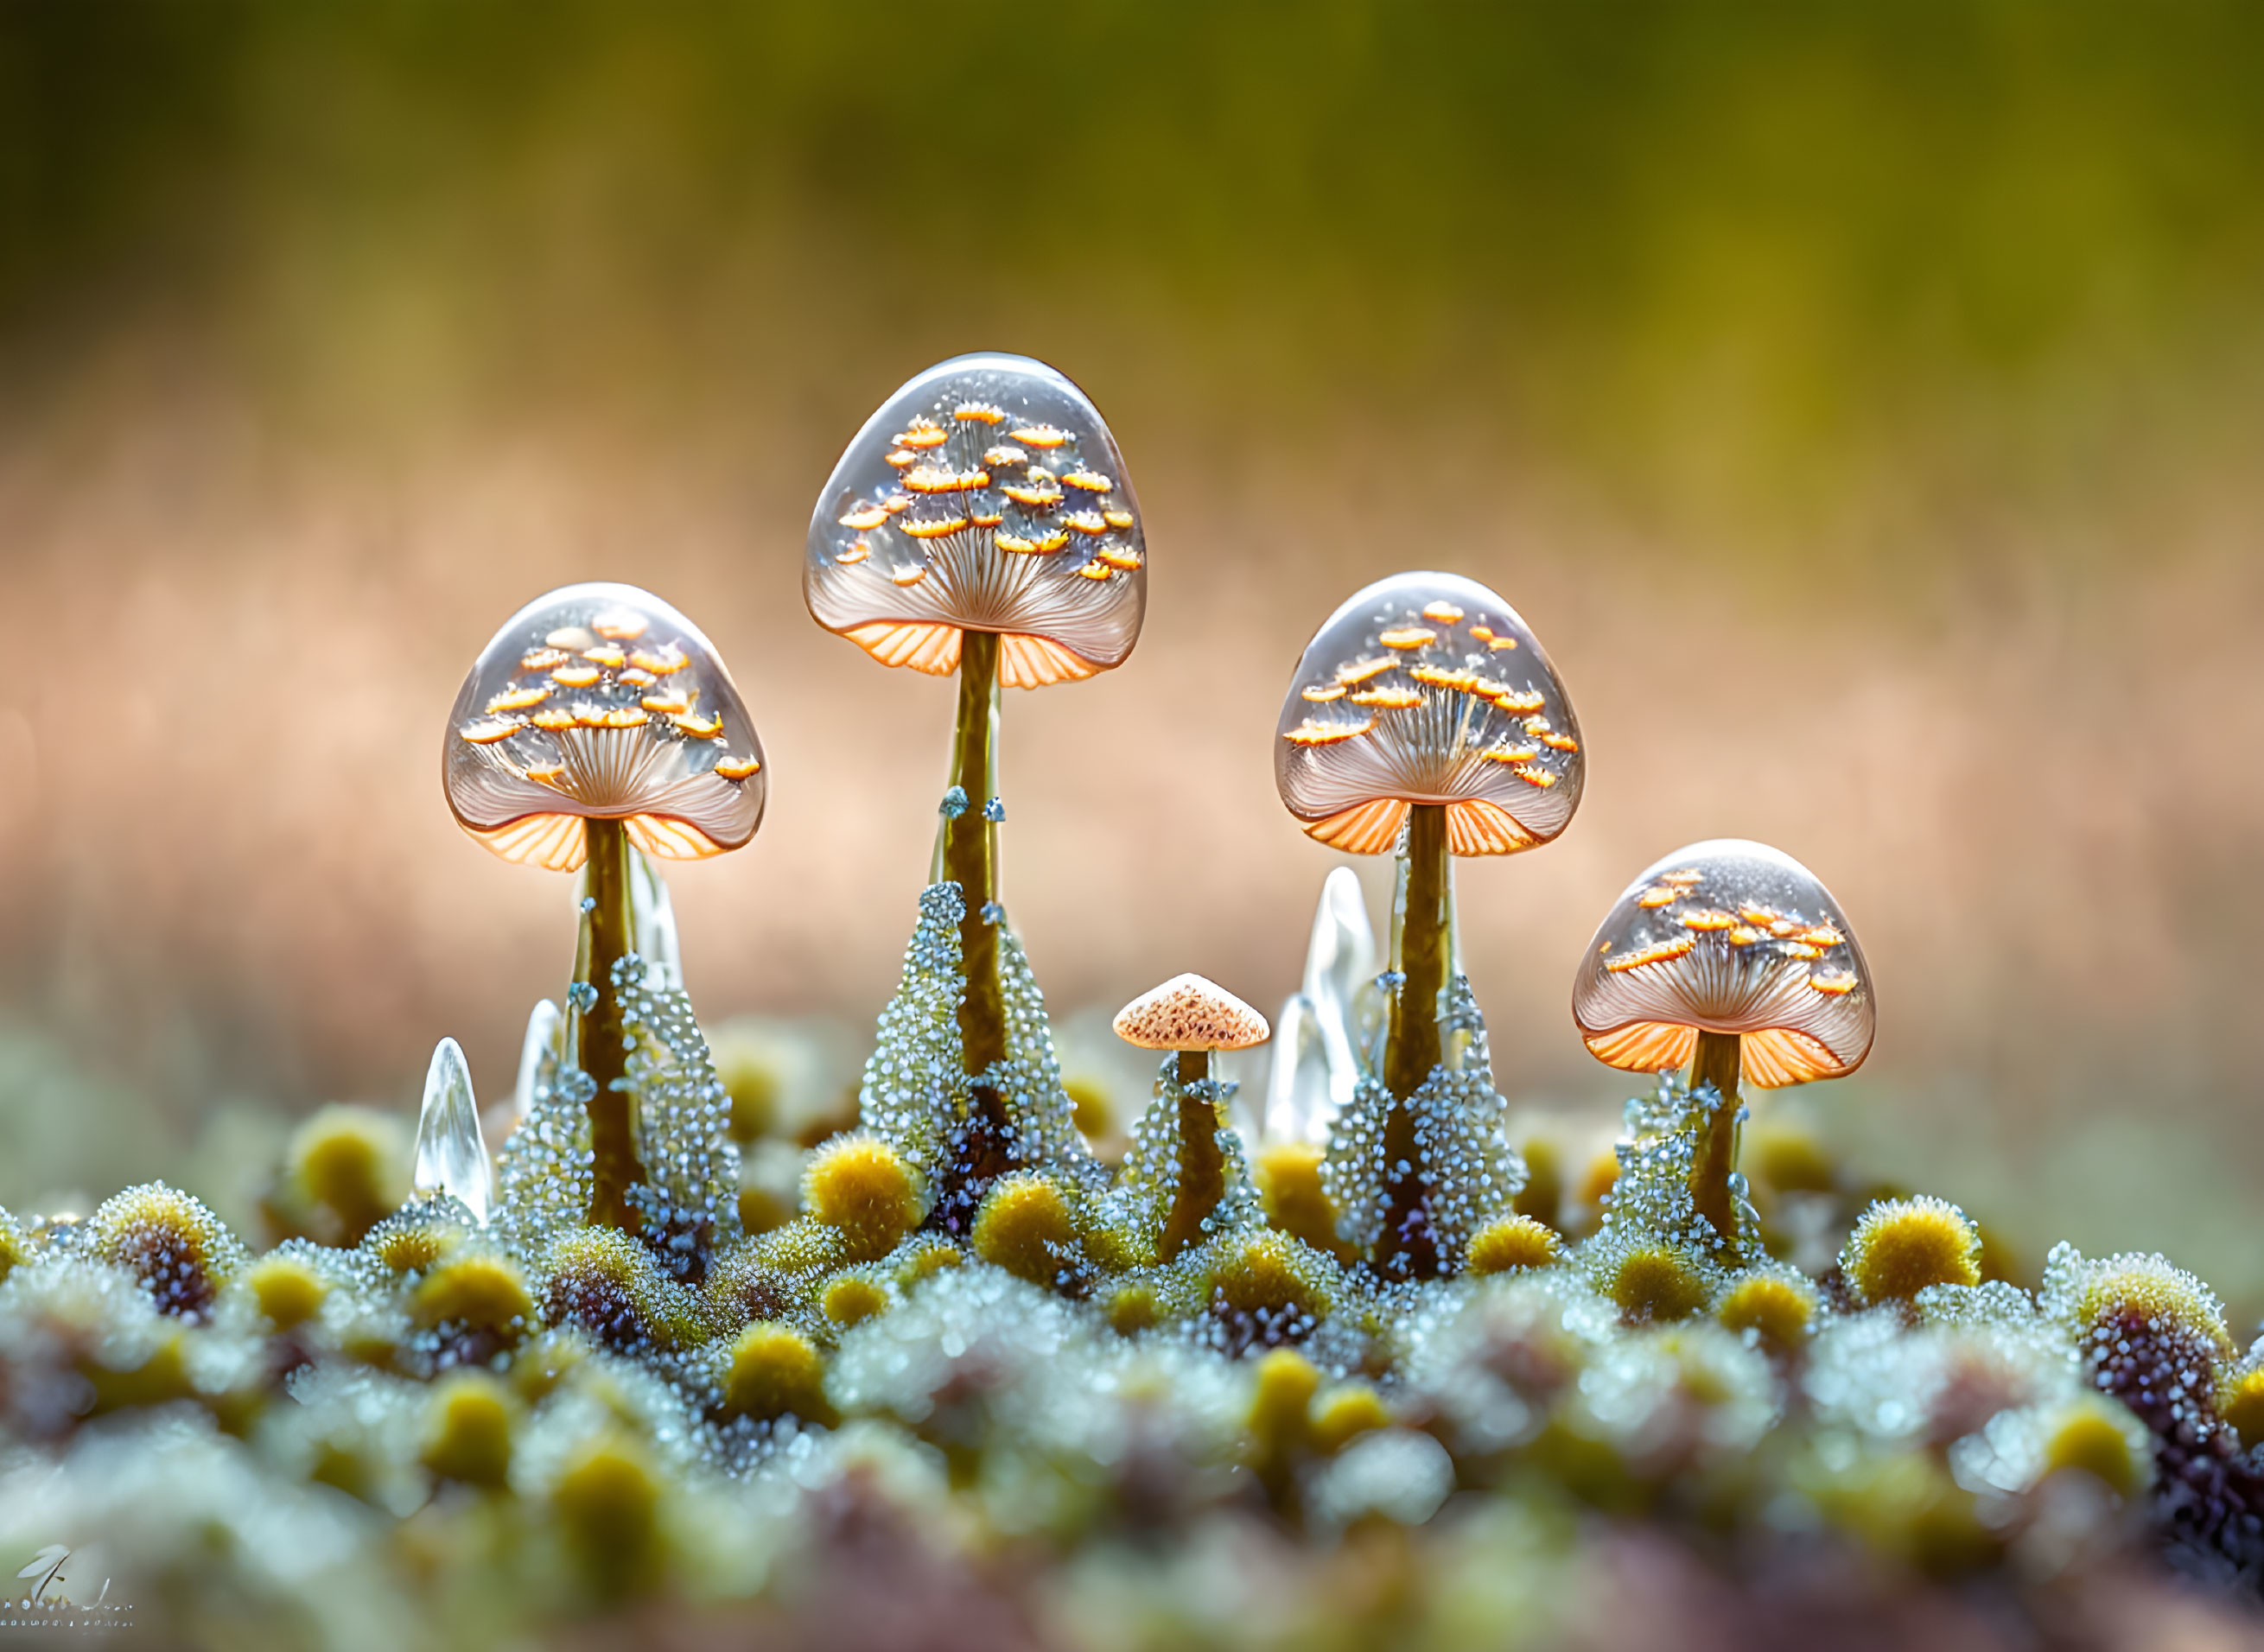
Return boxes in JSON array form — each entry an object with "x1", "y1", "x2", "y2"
[
  {"x1": 1377, "y1": 802, "x2": 1451, "y2": 1279},
  {"x1": 944, "y1": 630, "x2": 1004, "y2": 1077},
  {"x1": 1158, "y1": 1051, "x2": 1223, "y2": 1261},
  {"x1": 580, "y1": 816, "x2": 644, "y2": 1232},
  {"x1": 1383, "y1": 804, "x2": 1451, "y2": 1100},
  {"x1": 1688, "y1": 1029, "x2": 1744, "y2": 1259}
]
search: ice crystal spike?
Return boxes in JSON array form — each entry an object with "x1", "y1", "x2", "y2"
[
  {"x1": 414, "y1": 1037, "x2": 493, "y2": 1223},
  {"x1": 1572, "y1": 838, "x2": 1874, "y2": 1086},
  {"x1": 442, "y1": 581, "x2": 766, "y2": 872},
  {"x1": 1303, "y1": 867, "x2": 1378, "y2": 1122},
  {"x1": 1262, "y1": 992, "x2": 1332, "y2": 1144},
  {"x1": 804, "y1": 353, "x2": 1147, "y2": 687},
  {"x1": 512, "y1": 999, "x2": 562, "y2": 1123},
  {"x1": 1274, "y1": 571, "x2": 1584, "y2": 855}
]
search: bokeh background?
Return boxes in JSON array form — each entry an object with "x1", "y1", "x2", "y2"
[{"x1": 3, "y1": 3, "x2": 2261, "y2": 1310}]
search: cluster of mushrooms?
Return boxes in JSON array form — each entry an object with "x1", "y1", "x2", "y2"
[{"x1": 439, "y1": 351, "x2": 1875, "y2": 1281}]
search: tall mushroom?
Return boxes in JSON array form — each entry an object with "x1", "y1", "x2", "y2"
[
  {"x1": 443, "y1": 581, "x2": 766, "y2": 1231},
  {"x1": 804, "y1": 353, "x2": 1145, "y2": 1106},
  {"x1": 1274, "y1": 572, "x2": 1582, "y2": 1276},
  {"x1": 1571, "y1": 839, "x2": 1873, "y2": 1258},
  {"x1": 1112, "y1": 975, "x2": 1270, "y2": 1263}
]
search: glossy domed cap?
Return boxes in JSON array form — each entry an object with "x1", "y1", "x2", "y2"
[
  {"x1": 804, "y1": 353, "x2": 1146, "y2": 689},
  {"x1": 1274, "y1": 572, "x2": 1584, "y2": 855},
  {"x1": 1113, "y1": 974, "x2": 1270, "y2": 1052},
  {"x1": 443, "y1": 582, "x2": 766, "y2": 871},
  {"x1": 1571, "y1": 839, "x2": 1874, "y2": 1088}
]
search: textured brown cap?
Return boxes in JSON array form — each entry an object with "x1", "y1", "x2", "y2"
[{"x1": 1112, "y1": 974, "x2": 1270, "y2": 1052}]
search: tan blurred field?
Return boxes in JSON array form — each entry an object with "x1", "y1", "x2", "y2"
[{"x1": 1, "y1": 3, "x2": 2261, "y2": 1309}]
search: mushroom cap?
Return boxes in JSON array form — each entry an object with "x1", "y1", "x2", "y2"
[
  {"x1": 442, "y1": 582, "x2": 766, "y2": 871},
  {"x1": 1273, "y1": 572, "x2": 1584, "y2": 855},
  {"x1": 1112, "y1": 973, "x2": 1271, "y2": 1052},
  {"x1": 804, "y1": 353, "x2": 1146, "y2": 689},
  {"x1": 1570, "y1": 839, "x2": 1874, "y2": 1088}
]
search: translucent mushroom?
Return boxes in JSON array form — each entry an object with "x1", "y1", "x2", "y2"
[
  {"x1": 804, "y1": 353, "x2": 1145, "y2": 1106},
  {"x1": 442, "y1": 581, "x2": 766, "y2": 1230},
  {"x1": 1273, "y1": 572, "x2": 1582, "y2": 1276},
  {"x1": 1112, "y1": 975, "x2": 1269, "y2": 1262},
  {"x1": 1571, "y1": 838, "x2": 1874, "y2": 1256}
]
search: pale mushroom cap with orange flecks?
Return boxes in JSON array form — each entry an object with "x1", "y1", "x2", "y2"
[
  {"x1": 1571, "y1": 839, "x2": 1874, "y2": 1088},
  {"x1": 804, "y1": 353, "x2": 1146, "y2": 689},
  {"x1": 1273, "y1": 572, "x2": 1584, "y2": 856},
  {"x1": 1112, "y1": 974, "x2": 1271, "y2": 1052},
  {"x1": 443, "y1": 582, "x2": 766, "y2": 872}
]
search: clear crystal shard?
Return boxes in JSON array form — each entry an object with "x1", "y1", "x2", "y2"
[
  {"x1": 414, "y1": 1036, "x2": 493, "y2": 1223},
  {"x1": 1261, "y1": 991, "x2": 1333, "y2": 1144},
  {"x1": 512, "y1": 999, "x2": 562, "y2": 1122},
  {"x1": 1302, "y1": 866, "x2": 1378, "y2": 1129}
]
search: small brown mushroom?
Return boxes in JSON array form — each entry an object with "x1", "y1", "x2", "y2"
[{"x1": 1113, "y1": 974, "x2": 1269, "y2": 1263}]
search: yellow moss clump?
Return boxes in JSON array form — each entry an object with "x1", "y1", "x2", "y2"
[
  {"x1": 1842, "y1": 1197, "x2": 1981, "y2": 1306},
  {"x1": 1312, "y1": 1383, "x2": 1392, "y2": 1455},
  {"x1": 803, "y1": 1135, "x2": 924, "y2": 1262},
  {"x1": 1602, "y1": 1245, "x2": 1709, "y2": 1325},
  {"x1": 2064, "y1": 1255, "x2": 2235, "y2": 1369},
  {"x1": 421, "y1": 1371, "x2": 516, "y2": 1488},
  {"x1": 822, "y1": 1274, "x2": 889, "y2": 1327},
  {"x1": 2042, "y1": 1401, "x2": 2146, "y2": 1497},
  {"x1": 0, "y1": 1207, "x2": 28, "y2": 1285},
  {"x1": 1717, "y1": 1273, "x2": 1817, "y2": 1350},
  {"x1": 1510, "y1": 1134, "x2": 1561, "y2": 1227},
  {"x1": 245, "y1": 1253, "x2": 330, "y2": 1330},
  {"x1": 2220, "y1": 1365, "x2": 2264, "y2": 1452},
  {"x1": 370, "y1": 1222, "x2": 455, "y2": 1277},
  {"x1": 540, "y1": 1227, "x2": 701, "y2": 1353},
  {"x1": 1746, "y1": 1120, "x2": 1837, "y2": 1196},
  {"x1": 1248, "y1": 1349, "x2": 1320, "y2": 1448},
  {"x1": 88, "y1": 1183, "x2": 240, "y2": 1319},
  {"x1": 283, "y1": 1104, "x2": 409, "y2": 1246},
  {"x1": 972, "y1": 1173, "x2": 1078, "y2": 1287},
  {"x1": 1206, "y1": 1231, "x2": 1334, "y2": 1348},
  {"x1": 1106, "y1": 1283, "x2": 1161, "y2": 1335},
  {"x1": 1253, "y1": 1142, "x2": 1353, "y2": 1262},
  {"x1": 1571, "y1": 1147, "x2": 1620, "y2": 1234},
  {"x1": 720, "y1": 1322, "x2": 836, "y2": 1424},
  {"x1": 412, "y1": 1255, "x2": 534, "y2": 1331},
  {"x1": 1066, "y1": 1075, "x2": 1113, "y2": 1143},
  {"x1": 551, "y1": 1434, "x2": 662, "y2": 1599},
  {"x1": 897, "y1": 1241, "x2": 963, "y2": 1288},
  {"x1": 1466, "y1": 1215, "x2": 1561, "y2": 1277}
]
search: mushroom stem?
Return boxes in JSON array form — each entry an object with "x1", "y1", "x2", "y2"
[
  {"x1": 943, "y1": 630, "x2": 1006, "y2": 1078},
  {"x1": 1377, "y1": 801, "x2": 1453, "y2": 1279},
  {"x1": 578, "y1": 816, "x2": 646, "y2": 1234},
  {"x1": 1383, "y1": 803, "x2": 1453, "y2": 1096},
  {"x1": 1688, "y1": 1029, "x2": 1743, "y2": 1259},
  {"x1": 1159, "y1": 1051, "x2": 1224, "y2": 1261}
]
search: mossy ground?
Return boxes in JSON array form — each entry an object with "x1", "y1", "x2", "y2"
[{"x1": 3, "y1": 901, "x2": 2261, "y2": 1649}]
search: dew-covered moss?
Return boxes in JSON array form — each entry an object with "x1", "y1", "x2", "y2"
[{"x1": 3, "y1": 899, "x2": 2261, "y2": 1642}]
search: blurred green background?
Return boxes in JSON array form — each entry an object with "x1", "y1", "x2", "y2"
[{"x1": 3, "y1": 3, "x2": 2261, "y2": 1310}]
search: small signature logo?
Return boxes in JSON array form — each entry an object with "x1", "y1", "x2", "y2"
[{"x1": 3, "y1": 1545, "x2": 133, "y2": 1631}]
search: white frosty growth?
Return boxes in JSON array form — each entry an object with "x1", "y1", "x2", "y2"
[{"x1": 413, "y1": 1037, "x2": 493, "y2": 1224}]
